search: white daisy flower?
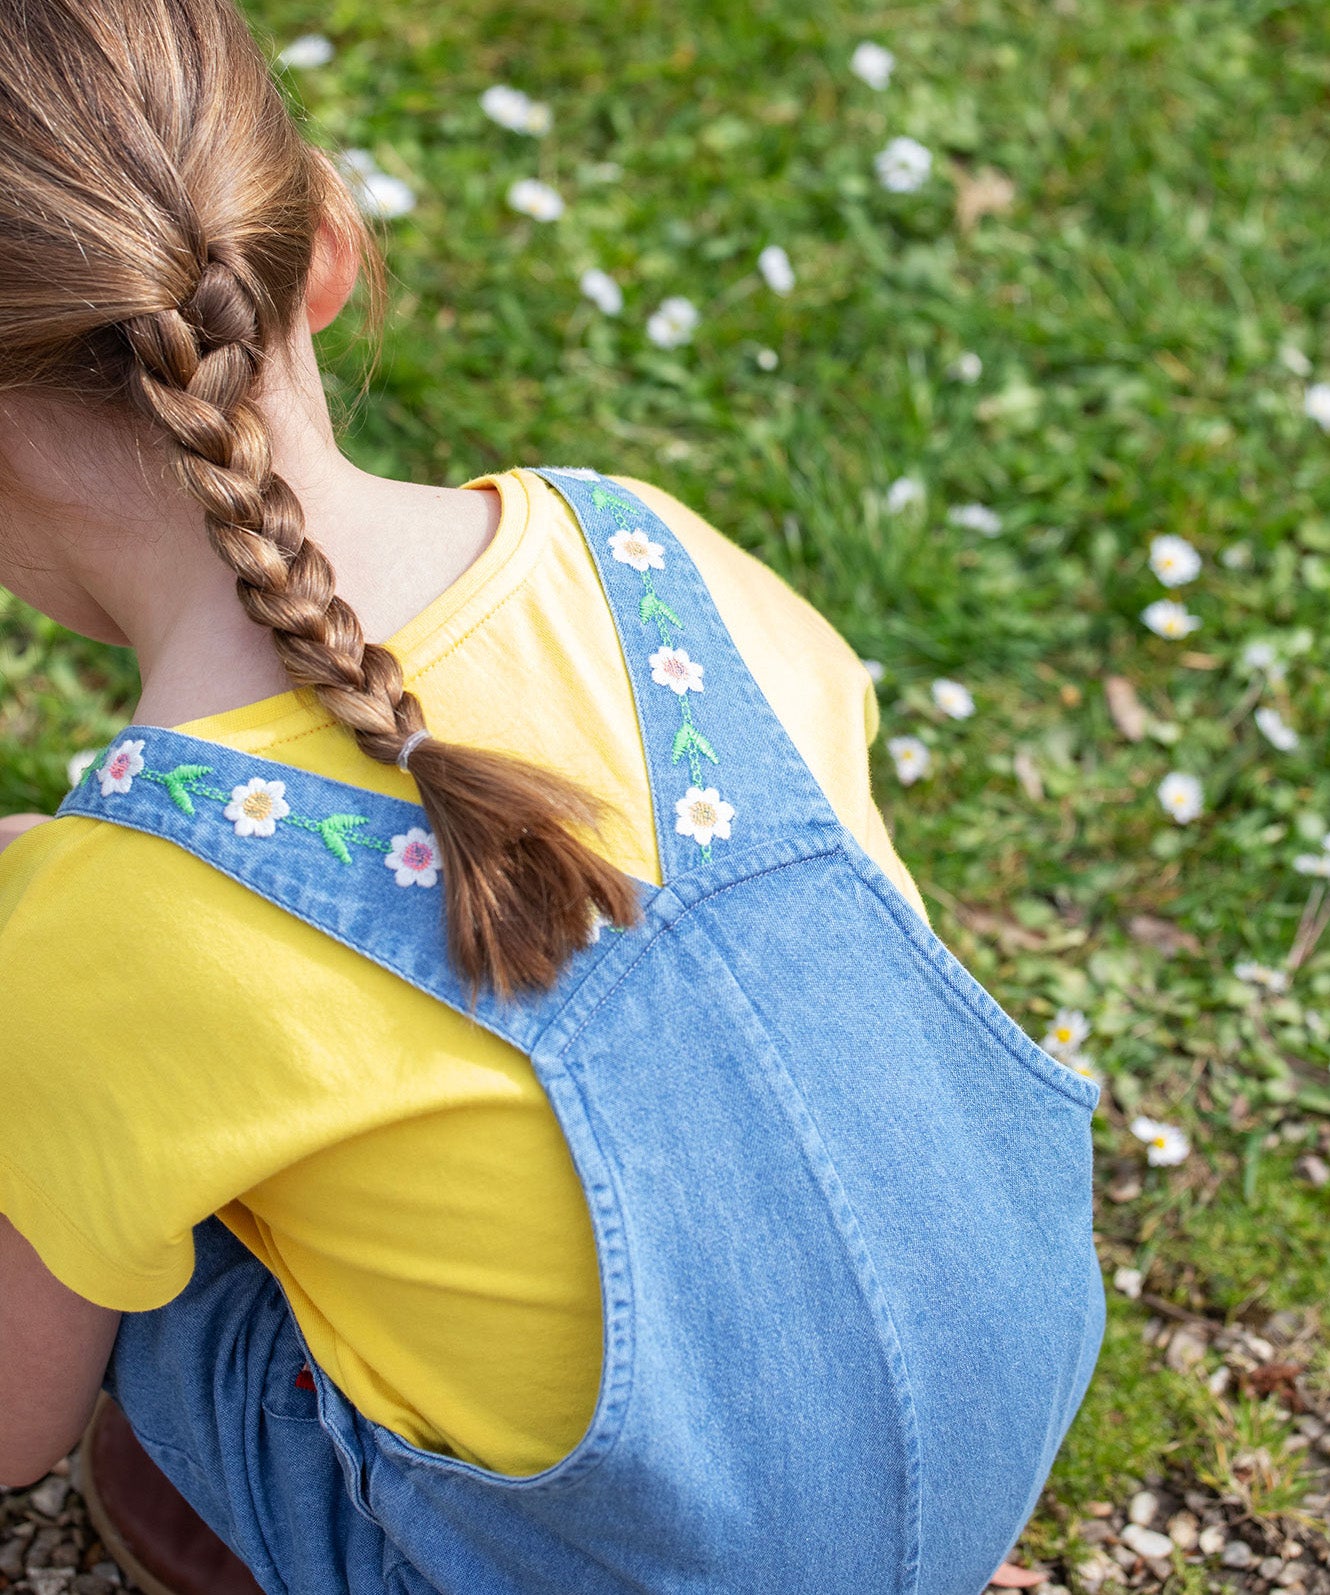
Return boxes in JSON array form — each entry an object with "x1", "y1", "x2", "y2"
[
  {"x1": 861, "y1": 658, "x2": 886, "y2": 684},
  {"x1": 931, "y1": 678, "x2": 975, "y2": 719},
  {"x1": 1142, "y1": 599, "x2": 1200, "y2": 639},
  {"x1": 1303, "y1": 382, "x2": 1330, "y2": 431},
  {"x1": 1149, "y1": 534, "x2": 1202, "y2": 587},
  {"x1": 1158, "y1": 772, "x2": 1203, "y2": 824},
  {"x1": 385, "y1": 826, "x2": 440, "y2": 888},
  {"x1": 1233, "y1": 961, "x2": 1289, "y2": 994},
  {"x1": 67, "y1": 748, "x2": 99, "y2": 787},
  {"x1": 1130, "y1": 1115, "x2": 1190, "y2": 1166},
  {"x1": 649, "y1": 645, "x2": 705, "y2": 695},
  {"x1": 1043, "y1": 1008, "x2": 1091, "y2": 1056},
  {"x1": 339, "y1": 149, "x2": 379, "y2": 178},
  {"x1": 674, "y1": 786, "x2": 735, "y2": 847},
  {"x1": 276, "y1": 33, "x2": 334, "y2": 69},
  {"x1": 1113, "y1": 1265, "x2": 1144, "y2": 1299},
  {"x1": 519, "y1": 100, "x2": 552, "y2": 136},
  {"x1": 223, "y1": 777, "x2": 291, "y2": 838},
  {"x1": 874, "y1": 136, "x2": 932, "y2": 193},
  {"x1": 887, "y1": 735, "x2": 931, "y2": 784},
  {"x1": 96, "y1": 738, "x2": 146, "y2": 797},
  {"x1": 480, "y1": 85, "x2": 550, "y2": 135},
  {"x1": 1254, "y1": 706, "x2": 1299, "y2": 751},
  {"x1": 755, "y1": 347, "x2": 780, "y2": 371},
  {"x1": 646, "y1": 296, "x2": 699, "y2": 349},
  {"x1": 947, "y1": 502, "x2": 1002, "y2": 536},
  {"x1": 507, "y1": 178, "x2": 564, "y2": 221},
  {"x1": 580, "y1": 267, "x2": 623, "y2": 314},
  {"x1": 607, "y1": 527, "x2": 665, "y2": 572},
  {"x1": 1064, "y1": 1053, "x2": 1103, "y2": 1086},
  {"x1": 357, "y1": 170, "x2": 416, "y2": 219},
  {"x1": 757, "y1": 245, "x2": 796, "y2": 295},
  {"x1": 1241, "y1": 640, "x2": 1278, "y2": 672},
  {"x1": 1293, "y1": 845, "x2": 1330, "y2": 878},
  {"x1": 885, "y1": 476, "x2": 925, "y2": 514},
  {"x1": 1280, "y1": 345, "x2": 1312, "y2": 378},
  {"x1": 850, "y1": 41, "x2": 896, "y2": 90},
  {"x1": 1220, "y1": 542, "x2": 1252, "y2": 569},
  {"x1": 950, "y1": 351, "x2": 983, "y2": 383}
]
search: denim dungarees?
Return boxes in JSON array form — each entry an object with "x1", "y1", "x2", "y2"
[{"x1": 59, "y1": 469, "x2": 1105, "y2": 1595}]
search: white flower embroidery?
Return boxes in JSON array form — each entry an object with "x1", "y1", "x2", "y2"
[
  {"x1": 276, "y1": 33, "x2": 334, "y2": 69},
  {"x1": 887, "y1": 735, "x2": 931, "y2": 784},
  {"x1": 646, "y1": 296, "x2": 699, "y2": 349},
  {"x1": 507, "y1": 178, "x2": 564, "y2": 221},
  {"x1": 1149, "y1": 534, "x2": 1201, "y2": 587},
  {"x1": 1043, "y1": 1008, "x2": 1091, "y2": 1057},
  {"x1": 1142, "y1": 599, "x2": 1200, "y2": 639},
  {"x1": 1254, "y1": 706, "x2": 1299, "y2": 751},
  {"x1": 580, "y1": 268, "x2": 623, "y2": 314},
  {"x1": 97, "y1": 738, "x2": 145, "y2": 796},
  {"x1": 1158, "y1": 771, "x2": 1203, "y2": 824},
  {"x1": 608, "y1": 527, "x2": 665, "y2": 571},
  {"x1": 223, "y1": 777, "x2": 291, "y2": 838},
  {"x1": 675, "y1": 786, "x2": 735, "y2": 847},
  {"x1": 386, "y1": 826, "x2": 441, "y2": 888},
  {"x1": 649, "y1": 646, "x2": 705, "y2": 695},
  {"x1": 874, "y1": 136, "x2": 932, "y2": 193},
  {"x1": 757, "y1": 244, "x2": 796, "y2": 295},
  {"x1": 850, "y1": 41, "x2": 896, "y2": 90},
  {"x1": 1130, "y1": 1115, "x2": 1190, "y2": 1167},
  {"x1": 931, "y1": 678, "x2": 975, "y2": 719}
]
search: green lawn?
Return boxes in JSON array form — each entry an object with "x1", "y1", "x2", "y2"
[{"x1": 3, "y1": 0, "x2": 1328, "y2": 1577}]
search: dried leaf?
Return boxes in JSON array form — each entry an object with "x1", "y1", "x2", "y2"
[
  {"x1": 1104, "y1": 675, "x2": 1147, "y2": 741},
  {"x1": 954, "y1": 165, "x2": 1017, "y2": 233}
]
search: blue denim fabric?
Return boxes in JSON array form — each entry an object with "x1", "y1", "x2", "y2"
[{"x1": 61, "y1": 467, "x2": 1105, "y2": 1595}]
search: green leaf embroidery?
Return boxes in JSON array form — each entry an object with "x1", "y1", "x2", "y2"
[
  {"x1": 315, "y1": 812, "x2": 369, "y2": 865},
  {"x1": 640, "y1": 591, "x2": 683, "y2": 629},
  {"x1": 592, "y1": 487, "x2": 634, "y2": 513},
  {"x1": 162, "y1": 764, "x2": 212, "y2": 816},
  {"x1": 671, "y1": 723, "x2": 719, "y2": 765}
]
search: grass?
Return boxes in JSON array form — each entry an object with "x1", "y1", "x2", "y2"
[{"x1": 2, "y1": 0, "x2": 1329, "y2": 1553}]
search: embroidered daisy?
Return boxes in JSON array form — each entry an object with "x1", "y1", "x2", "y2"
[
  {"x1": 608, "y1": 527, "x2": 665, "y2": 571},
  {"x1": 1043, "y1": 1008, "x2": 1091, "y2": 1056},
  {"x1": 1254, "y1": 706, "x2": 1299, "y2": 751},
  {"x1": 1158, "y1": 771, "x2": 1203, "y2": 824},
  {"x1": 649, "y1": 646, "x2": 705, "y2": 695},
  {"x1": 223, "y1": 777, "x2": 291, "y2": 838},
  {"x1": 850, "y1": 41, "x2": 896, "y2": 90},
  {"x1": 675, "y1": 786, "x2": 735, "y2": 847},
  {"x1": 887, "y1": 735, "x2": 931, "y2": 784},
  {"x1": 1142, "y1": 599, "x2": 1200, "y2": 639},
  {"x1": 885, "y1": 476, "x2": 925, "y2": 514},
  {"x1": 580, "y1": 268, "x2": 623, "y2": 315},
  {"x1": 874, "y1": 136, "x2": 932, "y2": 193},
  {"x1": 1234, "y1": 961, "x2": 1289, "y2": 994},
  {"x1": 1149, "y1": 535, "x2": 1202, "y2": 587},
  {"x1": 386, "y1": 826, "x2": 441, "y2": 888},
  {"x1": 97, "y1": 738, "x2": 145, "y2": 796},
  {"x1": 507, "y1": 178, "x2": 564, "y2": 221},
  {"x1": 1130, "y1": 1115, "x2": 1190, "y2": 1167},
  {"x1": 931, "y1": 679, "x2": 975, "y2": 719},
  {"x1": 947, "y1": 502, "x2": 1002, "y2": 536}
]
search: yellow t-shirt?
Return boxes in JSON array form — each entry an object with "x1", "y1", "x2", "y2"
[{"x1": 0, "y1": 468, "x2": 928, "y2": 1478}]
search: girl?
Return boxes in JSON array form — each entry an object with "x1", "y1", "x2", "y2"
[{"x1": 0, "y1": 4, "x2": 1105, "y2": 1593}]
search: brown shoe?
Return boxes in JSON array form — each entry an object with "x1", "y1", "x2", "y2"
[{"x1": 80, "y1": 1392, "x2": 265, "y2": 1595}]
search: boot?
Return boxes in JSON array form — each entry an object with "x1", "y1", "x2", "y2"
[{"x1": 80, "y1": 1392, "x2": 265, "y2": 1595}]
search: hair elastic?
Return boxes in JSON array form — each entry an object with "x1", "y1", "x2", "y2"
[{"x1": 396, "y1": 728, "x2": 431, "y2": 771}]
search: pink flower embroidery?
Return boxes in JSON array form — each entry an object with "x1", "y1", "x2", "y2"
[
  {"x1": 97, "y1": 739, "x2": 146, "y2": 796},
  {"x1": 386, "y1": 827, "x2": 440, "y2": 888}
]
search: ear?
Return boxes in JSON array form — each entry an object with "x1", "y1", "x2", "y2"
[{"x1": 304, "y1": 212, "x2": 361, "y2": 335}]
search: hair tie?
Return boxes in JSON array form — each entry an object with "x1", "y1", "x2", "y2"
[{"x1": 396, "y1": 728, "x2": 431, "y2": 772}]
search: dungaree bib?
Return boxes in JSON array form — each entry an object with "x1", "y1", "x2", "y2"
[{"x1": 59, "y1": 469, "x2": 1105, "y2": 1595}]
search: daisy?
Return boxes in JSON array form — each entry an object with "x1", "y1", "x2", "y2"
[
  {"x1": 223, "y1": 777, "x2": 290, "y2": 838},
  {"x1": 649, "y1": 646, "x2": 704, "y2": 695},
  {"x1": 887, "y1": 735, "x2": 931, "y2": 785},
  {"x1": 507, "y1": 178, "x2": 564, "y2": 221},
  {"x1": 96, "y1": 738, "x2": 145, "y2": 797},
  {"x1": 1064, "y1": 1053, "x2": 1103, "y2": 1086},
  {"x1": 675, "y1": 787, "x2": 735, "y2": 847},
  {"x1": 1113, "y1": 1266, "x2": 1144, "y2": 1299},
  {"x1": 1141, "y1": 599, "x2": 1200, "y2": 639},
  {"x1": 950, "y1": 351, "x2": 983, "y2": 383},
  {"x1": 337, "y1": 151, "x2": 416, "y2": 220},
  {"x1": 931, "y1": 679, "x2": 975, "y2": 719},
  {"x1": 1303, "y1": 382, "x2": 1330, "y2": 431},
  {"x1": 861, "y1": 658, "x2": 886, "y2": 684},
  {"x1": 874, "y1": 136, "x2": 932, "y2": 193},
  {"x1": 1233, "y1": 961, "x2": 1289, "y2": 994},
  {"x1": 755, "y1": 347, "x2": 780, "y2": 371},
  {"x1": 276, "y1": 33, "x2": 333, "y2": 69},
  {"x1": 580, "y1": 268, "x2": 623, "y2": 315},
  {"x1": 1294, "y1": 842, "x2": 1330, "y2": 878},
  {"x1": 1043, "y1": 1008, "x2": 1091, "y2": 1056},
  {"x1": 757, "y1": 245, "x2": 796, "y2": 295},
  {"x1": 885, "y1": 476, "x2": 925, "y2": 514},
  {"x1": 480, "y1": 85, "x2": 551, "y2": 135},
  {"x1": 1149, "y1": 535, "x2": 1201, "y2": 587},
  {"x1": 1158, "y1": 772, "x2": 1203, "y2": 824},
  {"x1": 1130, "y1": 1115, "x2": 1190, "y2": 1166},
  {"x1": 947, "y1": 502, "x2": 1002, "y2": 536},
  {"x1": 385, "y1": 827, "x2": 440, "y2": 888},
  {"x1": 607, "y1": 527, "x2": 665, "y2": 572},
  {"x1": 1254, "y1": 706, "x2": 1298, "y2": 751},
  {"x1": 850, "y1": 41, "x2": 896, "y2": 90},
  {"x1": 646, "y1": 296, "x2": 699, "y2": 349}
]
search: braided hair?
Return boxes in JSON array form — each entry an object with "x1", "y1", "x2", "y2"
[{"x1": 0, "y1": 0, "x2": 642, "y2": 999}]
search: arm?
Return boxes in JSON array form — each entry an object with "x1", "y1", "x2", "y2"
[{"x1": 0, "y1": 1214, "x2": 122, "y2": 1486}]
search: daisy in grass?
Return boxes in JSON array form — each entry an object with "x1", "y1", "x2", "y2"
[
  {"x1": 1149, "y1": 535, "x2": 1201, "y2": 587},
  {"x1": 1254, "y1": 706, "x2": 1299, "y2": 751},
  {"x1": 886, "y1": 476, "x2": 924, "y2": 514},
  {"x1": 276, "y1": 34, "x2": 333, "y2": 69},
  {"x1": 931, "y1": 679, "x2": 975, "y2": 719},
  {"x1": 223, "y1": 777, "x2": 290, "y2": 839},
  {"x1": 1130, "y1": 1115, "x2": 1189, "y2": 1167},
  {"x1": 887, "y1": 735, "x2": 930, "y2": 785},
  {"x1": 507, "y1": 178, "x2": 564, "y2": 221},
  {"x1": 646, "y1": 296, "x2": 699, "y2": 349},
  {"x1": 757, "y1": 245, "x2": 796, "y2": 295},
  {"x1": 875, "y1": 136, "x2": 932, "y2": 193},
  {"x1": 337, "y1": 150, "x2": 415, "y2": 219},
  {"x1": 1043, "y1": 1008, "x2": 1090, "y2": 1058},
  {"x1": 580, "y1": 268, "x2": 623, "y2": 315},
  {"x1": 386, "y1": 827, "x2": 440, "y2": 889},
  {"x1": 947, "y1": 502, "x2": 1002, "y2": 536},
  {"x1": 649, "y1": 646, "x2": 704, "y2": 695},
  {"x1": 1113, "y1": 1266, "x2": 1144, "y2": 1299},
  {"x1": 1142, "y1": 599, "x2": 1200, "y2": 639},
  {"x1": 1158, "y1": 772, "x2": 1203, "y2": 824},
  {"x1": 1294, "y1": 839, "x2": 1330, "y2": 878},
  {"x1": 608, "y1": 527, "x2": 665, "y2": 572},
  {"x1": 850, "y1": 41, "x2": 895, "y2": 90},
  {"x1": 861, "y1": 658, "x2": 886, "y2": 684},
  {"x1": 1234, "y1": 961, "x2": 1289, "y2": 994},
  {"x1": 675, "y1": 787, "x2": 734, "y2": 847},
  {"x1": 755, "y1": 347, "x2": 779, "y2": 371},
  {"x1": 480, "y1": 85, "x2": 551, "y2": 136},
  {"x1": 1241, "y1": 639, "x2": 1288, "y2": 683},
  {"x1": 1304, "y1": 382, "x2": 1330, "y2": 431},
  {"x1": 1064, "y1": 1054, "x2": 1103, "y2": 1086},
  {"x1": 96, "y1": 738, "x2": 145, "y2": 796},
  {"x1": 950, "y1": 351, "x2": 983, "y2": 383}
]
